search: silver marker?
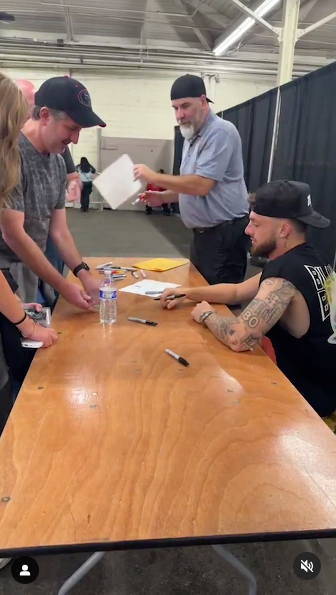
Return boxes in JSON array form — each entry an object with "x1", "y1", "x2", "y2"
[
  {"x1": 165, "y1": 349, "x2": 189, "y2": 367},
  {"x1": 128, "y1": 317, "x2": 158, "y2": 327}
]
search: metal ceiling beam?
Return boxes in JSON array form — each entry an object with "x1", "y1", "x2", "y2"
[
  {"x1": 178, "y1": 0, "x2": 212, "y2": 51},
  {"x1": 299, "y1": 0, "x2": 319, "y2": 22},
  {"x1": 61, "y1": 0, "x2": 74, "y2": 42},
  {"x1": 297, "y1": 11, "x2": 336, "y2": 39},
  {"x1": 185, "y1": 0, "x2": 230, "y2": 29},
  {"x1": 227, "y1": 0, "x2": 280, "y2": 37},
  {"x1": 277, "y1": 0, "x2": 300, "y2": 85},
  {"x1": 140, "y1": 0, "x2": 151, "y2": 46}
]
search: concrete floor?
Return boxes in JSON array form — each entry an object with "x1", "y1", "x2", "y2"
[{"x1": 1, "y1": 208, "x2": 336, "y2": 594}]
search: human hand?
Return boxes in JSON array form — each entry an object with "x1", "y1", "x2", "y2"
[
  {"x1": 191, "y1": 301, "x2": 215, "y2": 324},
  {"x1": 66, "y1": 180, "x2": 81, "y2": 202},
  {"x1": 138, "y1": 191, "x2": 164, "y2": 207},
  {"x1": 81, "y1": 275, "x2": 101, "y2": 306},
  {"x1": 30, "y1": 324, "x2": 58, "y2": 348},
  {"x1": 133, "y1": 164, "x2": 156, "y2": 184},
  {"x1": 160, "y1": 288, "x2": 187, "y2": 310},
  {"x1": 22, "y1": 302, "x2": 43, "y2": 312},
  {"x1": 61, "y1": 282, "x2": 93, "y2": 311}
]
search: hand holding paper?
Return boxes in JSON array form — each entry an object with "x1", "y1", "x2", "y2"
[{"x1": 93, "y1": 154, "x2": 141, "y2": 209}]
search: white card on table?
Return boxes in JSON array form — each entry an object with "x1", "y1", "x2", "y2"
[{"x1": 120, "y1": 280, "x2": 180, "y2": 297}]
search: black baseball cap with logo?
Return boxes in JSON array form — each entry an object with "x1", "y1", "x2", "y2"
[
  {"x1": 35, "y1": 76, "x2": 106, "y2": 128},
  {"x1": 171, "y1": 74, "x2": 213, "y2": 104},
  {"x1": 251, "y1": 180, "x2": 330, "y2": 228}
]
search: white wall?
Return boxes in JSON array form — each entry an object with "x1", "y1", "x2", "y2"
[{"x1": 4, "y1": 67, "x2": 275, "y2": 168}]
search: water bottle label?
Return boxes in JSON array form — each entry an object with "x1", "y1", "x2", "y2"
[{"x1": 100, "y1": 289, "x2": 117, "y2": 299}]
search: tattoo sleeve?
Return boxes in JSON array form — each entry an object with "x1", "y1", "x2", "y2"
[{"x1": 204, "y1": 278, "x2": 296, "y2": 352}]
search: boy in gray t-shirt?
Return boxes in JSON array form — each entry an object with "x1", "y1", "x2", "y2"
[{"x1": 0, "y1": 76, "x2": 106, "y2": 307}]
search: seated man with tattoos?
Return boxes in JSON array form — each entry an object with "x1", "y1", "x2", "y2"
[{"x1": 160, "y1": 180, "x2": 336, "y2": 418}]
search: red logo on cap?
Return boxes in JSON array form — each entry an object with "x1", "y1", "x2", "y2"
[{"x1": 78, "y1": 89, "x2": 91, "y2": 108}]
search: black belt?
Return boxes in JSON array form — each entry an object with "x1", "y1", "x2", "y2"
[{"x1": 192, "y1": 215, "x2": 248, "y2": 234}]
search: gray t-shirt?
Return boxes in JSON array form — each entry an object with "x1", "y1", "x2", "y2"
[
  {"x1": 0, "y1": 133, "x2": 66, "y2": 269},
  {"x1": 179, "y1": 111, "x2": 249, "y2": 229}
]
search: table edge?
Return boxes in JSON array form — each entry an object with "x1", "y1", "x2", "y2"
[{"x1": 2, "y1": 528, "x2": 336, "y2": 558}]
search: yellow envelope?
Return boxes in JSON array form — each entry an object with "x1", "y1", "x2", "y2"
[{"x1": 133, "y1": 258, "x2": 189, "y2": 272}]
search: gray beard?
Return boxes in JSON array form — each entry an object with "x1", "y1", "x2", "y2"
[{"x1": 179, "y1": 124, "x2": 195, "y2": 140}]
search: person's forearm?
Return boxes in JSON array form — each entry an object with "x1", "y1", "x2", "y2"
[
  {"x1": 4, "y1": 232, "x2": 68, "y2": 293},
  {"x1": 153, "y1": 173, "x2": 209, "y2": 196},
  {"x1": 0, "y1": 272, "x2": 38, "y2": 335},
  {"x1": 160, "y1": 190, "x2": 179, "y2": 202},
  {"x1": 182, "y1": 283, "x2": 239, "y2": 305},
  {"x1": 50, "y1": 228, "x2": 94, "y2": 287},
  {"x1": 67, "y1": 171, "x2": 82, "y2": 188},
  {"x1": 50, "y1": 227, "x2": 83, "y2": 272}
]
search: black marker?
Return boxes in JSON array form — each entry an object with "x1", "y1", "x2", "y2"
[
  {"x1": 153, "y1": 294, "x2": 186, "y2": 301},
  {"x1": 165, "y1": 349, "x2": 189, "y2": 367},
  {"x1": 128, "y1": 317, "x2": 158, "y2": 326}
]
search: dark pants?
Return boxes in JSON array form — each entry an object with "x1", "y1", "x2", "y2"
[
  {"x1": 0, "y1": 270, "x2": 36, "y2": 398},
  {"x1": 146, "y1": 204, "x2": 170, "y2": 215},
  {"x1": 81, "y1": 182, "x2": 93, "y2": 211},
  {"x1": 190, "y1": 216, "x2": 249, "y2": 285},
  {"x1": 0, "y1": 380, "x2": 13, "y2": 436}
]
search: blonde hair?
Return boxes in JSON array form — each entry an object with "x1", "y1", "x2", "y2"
[{"x1": 0, "y1": 73, "x2": 28, "y2": 207}]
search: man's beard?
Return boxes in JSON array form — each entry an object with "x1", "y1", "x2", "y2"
[
  {"x1": 179, "y1": 123, "x2": 195, "y2": 140},
  {"x1": 250, "y1": 237, "x2": 277, "y2": 258}
]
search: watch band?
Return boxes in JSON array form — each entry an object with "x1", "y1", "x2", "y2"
[
  {"x1": 199, "y1": 311, "x2": 215, "y2": 324},
  {"x1": 73, "y1": 262, "x2": 90, "y2": 277}
]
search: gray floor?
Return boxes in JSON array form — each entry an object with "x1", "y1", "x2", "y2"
[{"x1": 1, "y1": 208, "x2": 336, "y2": 595}]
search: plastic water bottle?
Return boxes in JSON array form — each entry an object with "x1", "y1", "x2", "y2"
[{"x1": 99, "y1": 269, "x2": 117, "y2": 324}]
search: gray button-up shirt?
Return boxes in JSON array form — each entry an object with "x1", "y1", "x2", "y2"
[{"x1": 179, "y1": 111, "x2": 249, "y2": 229}]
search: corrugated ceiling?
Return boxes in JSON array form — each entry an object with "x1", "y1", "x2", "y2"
[{"x1": 0, "y1": 0, "x2": 335, "y2": 72}]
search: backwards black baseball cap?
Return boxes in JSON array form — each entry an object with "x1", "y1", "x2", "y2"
[
  {"x1": 35, "y1": 76, "x2": 106, "y2": 128},
  {"x1": 251, "y1": 180, "x2": 330, "y2": 228},
  {"x1": 171, "y1": 74, "x2": 213, "y2": 104}
]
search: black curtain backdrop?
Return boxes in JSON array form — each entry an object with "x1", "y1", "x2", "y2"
[
  {"x1": 173, "y1": 126, "x2": 184, "y2": 175},
  {"x1": 273, "y1": 62, "x2": 336, "y2": 264},
  {"x1": 219, "y1": 88, "x2": 277, "y2": 193}
]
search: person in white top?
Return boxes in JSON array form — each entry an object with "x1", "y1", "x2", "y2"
[{"x1": 76, "y1": 157, "x2": 98, "y2": 211}]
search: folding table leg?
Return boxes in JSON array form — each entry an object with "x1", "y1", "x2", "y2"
[
  {"x1": 58, "y1": 551, "x2": 106, "y2": 595},
  {"x1": 212, "y1": 545, "x2": 257, "y2": 595}
]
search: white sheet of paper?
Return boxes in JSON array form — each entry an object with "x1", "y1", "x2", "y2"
[
  {"x1": 120, "y1": 280, "x2": 180, "y2": 297},
  {"x1": 93, "y1": 154, "x2": 141, "y2": 209}
]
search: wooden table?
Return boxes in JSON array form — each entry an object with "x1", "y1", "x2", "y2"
[{"x1": 1, "y1": 258, "x2": 336, "y2": 564}]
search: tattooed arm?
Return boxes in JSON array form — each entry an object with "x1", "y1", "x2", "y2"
[{"x1": 191, "y1": 278, "x2": 296, "y2": 352}]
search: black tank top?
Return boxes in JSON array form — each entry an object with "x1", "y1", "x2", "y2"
[{"x1": 260, "y1": 243, "x2": 335, "y2": 417}]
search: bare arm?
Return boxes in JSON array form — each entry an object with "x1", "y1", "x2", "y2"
[
  {"x1": 49, "y1": 208, "x2": 83, "y2": 271},
  {"x1": 0, "y1": 210, "x2": 68, "y2": 294},
  {"x1": 202, "y1": 278, "x2": 296, "y2": 352},
  {"x1": 148, "y1": 172, "x2": 215, "y2": 197},
  {"x1": 49, "y1": 208, "x2": 101, "y2": 296},
  {"x1": 67, "y1": 171, "x2": 80, "y2": 183},
  {"x1": 186, "y1": 274, "x2": 261, "y2": 305},
  {"x1": 161, "y1": 273, "x2": 261, "y2": 309},
  {"x1": 159, "y1": 190, "x2": 179, "y2": 202}
]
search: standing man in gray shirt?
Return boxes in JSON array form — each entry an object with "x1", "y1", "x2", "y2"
[
  {"x1": 134, "y1": 74, "x2": 249, "y2": 285},
  {"x1": 0, "y1": 76, "x2": 106, "y2": 307}
]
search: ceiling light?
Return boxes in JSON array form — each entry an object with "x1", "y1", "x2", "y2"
[{"x1": 213, "y1": 0, "x2": 281, "y2": 56}]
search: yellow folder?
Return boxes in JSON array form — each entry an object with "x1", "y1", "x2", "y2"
[{"x1": 133, "y1": 258, "x2": 189, "y2": 272}]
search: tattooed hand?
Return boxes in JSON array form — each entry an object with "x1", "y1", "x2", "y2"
[
  {"x1": 191, "y1": 301, "x2": 215, "y2": 323},
  {"x1": 203, "y1": 277, "x2": 296, "y2": 352}
]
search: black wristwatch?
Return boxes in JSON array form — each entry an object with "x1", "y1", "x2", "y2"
[{"x1": 73, "y1": 262, "x2": 90, "y2": 277}]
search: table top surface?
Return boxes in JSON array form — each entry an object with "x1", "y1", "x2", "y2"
[{"x1": 1, "y1": 257, "x2": 336, "y2": 557}]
